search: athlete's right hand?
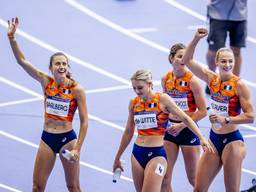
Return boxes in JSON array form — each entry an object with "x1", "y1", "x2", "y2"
[
  {"x1": 7, "y1": 17, "x2": 19, "y2": 39},
  {"x1": 200, "y1": 137, "x2": 215, "y2": 153},
  {"x1": 194, "y1": 28, "x2": 208, "y2": 40}
]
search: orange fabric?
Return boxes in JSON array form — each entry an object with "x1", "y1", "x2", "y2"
[
  {"x1": 132, "y1": 92, "x2": 169, "y2": 136},
  {"x1": 209, "y1": 74, "x2": 241, "y2": 116},
  {"x1": 163, "y1": 70, "x2": 196, "y2": 112},
  {"x1": 44, "y1": 78, "x2": 78, "y2": 122}
]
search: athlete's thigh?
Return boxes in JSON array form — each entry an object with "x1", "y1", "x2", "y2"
[
  {"x1": 142, "y1": 157, "x2": 167, "y2": 192},
  {"x1": 181, "y1": 145, "x2": 200, "y2": 180},
  {"x1": 194, "y1": 151, "x2": 222, "y2": 191},
  {"x1": 60, "y1": 139, "x2": 80, "y2": 185},
  {"x1": 222, "y1": 141, "x2": 246, "y2": 190},
  {"x1": 131, "y1": 154, "x2": 144, "y2": 192},
  {"x1": 164, "y1": 141, "x2": 179, "y2": 178},
  {"x1": 33, "y1": 140, "x2": 56, "y2": 185}
]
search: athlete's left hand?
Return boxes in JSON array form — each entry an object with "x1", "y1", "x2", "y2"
[{"x1": 166, "y1": 122, "x2": 185, "y2": 136}]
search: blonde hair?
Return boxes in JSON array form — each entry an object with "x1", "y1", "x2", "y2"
[
  {"x1": 215, "y1": 48, "x2": 234, "y2": 63},
  {"x1": 130, "y1": 69, "x2": 153, "y2": 84}
]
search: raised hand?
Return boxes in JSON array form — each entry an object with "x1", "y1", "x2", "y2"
[
  {"x1": 7, "y1": 17, "x2": 19, "y2": 39},
  {"x1": 195, "y1": 28, "x2": 208, "y2": 40}
]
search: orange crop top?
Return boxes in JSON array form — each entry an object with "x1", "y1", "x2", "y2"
[
  {"x1": 209, "y1": 74, "x2": 241, "y2": 116},
  {"x1": 132, "y1": 92, "x2": 169, "y2": 136},
  {"x1": 163, "y1": 70, "x2": 196, "y2": 112},
  {"x1": 44, "y1": 78, "x2": 78, "y2": 122}
]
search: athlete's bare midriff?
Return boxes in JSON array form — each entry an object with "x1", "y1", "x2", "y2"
[
  {"x1": 44, "y1": 117, "x2": 73, "y2": 133},
  {"x1": 211, "y1": 124, "x2": 238, "y2": 134},
  {"x1": 135, "y1": 135, "x2": 164, "y2": 147}
]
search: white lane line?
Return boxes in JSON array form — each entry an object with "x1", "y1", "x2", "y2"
[
  {"x1": 0, "y1": 75, "x2": 254, "y2": 136},
  {"x1": 0, "y1": 76, "x2": 137, "y2": 135},
  {"x1": 0, "y1": 85, "x2": 132, "y2": 107},
  {"x1": 243, "y1": 134, "x2": 256, "y2": 138},
  {"x1": 163, "y1": 0, "x2": 256, "y2": 44},
  {"x1": 0, "y1": 184, "x2": 22, "y2": 192},
  {"x1": 0, "y1": 130, "x2": 133, "y2": 182},
  {"x1": 241, "y1": 124, "x2": 256, "y2": 132},
  {"x1": 0, "y1": 98, "x2": 42, "y2": 107},
  {"x1": 164, "y1": 0, "x2": 207, "y2": 21},
  {"x1": 1, "y1": 128, "x2": 255, "y2": 178},
  {"x1": 128, "y1": 28, "x2": 158, "y2": 33},
  {"x1": 0, "y1": 19, "x2": 129, "y2": 85},
  {"x1": 86, "y1": 85, "x2": 131, "y2": 94},
  {"x1": 64, "y1": 0, "x2": 169, "y2": 53},
  {"x1": 0, "y1": 77, "x2": 42, "y2": 98},
  {"x1": 242, "y1": 168, "x2": 256, "y2": 176},
  {"x1": 64, "y1": 0, "x2": 256, "y2": 88}
]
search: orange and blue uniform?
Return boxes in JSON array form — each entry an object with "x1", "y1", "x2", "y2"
[
  {"x1": 163, "y1": 70, "x2": 200, "y2": 145},
  {"x1": 44, "y1": 78, "x2": 78, "y2": 122},
  {"x1": 131, "y1": 92, "x2": 168, "y2": 169},
  {"x1": 163, "y1": 70, "x2": 196, "y2": 113},
  {"x1": 208, "y1": 74, "x2": 243, "y2": 155},
  {"x1": 132, "y1": 92, "x2": 169, "y2": 136},
  {"x1": 209, "y1": 74, "x2": 241, "y2": 116},
  {"x1": 41, "y1": 78, "x2": 78, "y2": 153}
]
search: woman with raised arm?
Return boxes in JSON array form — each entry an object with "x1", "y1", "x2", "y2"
[
  {"x1": 113, "y1": 69, "x2": 213, "y2": 192},
  {"x1": 8, "y1": 17, "x2": 88, "y2": 191},
  {"x1": 161, "y1": 43, "x2": 207, "y2": 192},
  {"x1": 182, "y1": 28, "x2": 255, "y2": 192}
]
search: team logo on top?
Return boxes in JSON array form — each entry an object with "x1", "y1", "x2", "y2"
[
  {"x1": 224, "y1": 85, "x2": 232, "y2": 90},
  {"x1": 148, "y1": 103, "x2": 157, "y2": 108},
  {"x1": 179, "y1": 81, "x2": 188, "y2": 86},
  {"x1": 62, "y1": 89, "x2": 71, "y2": 94},
  {"x1": 49, "y1": 86, "x2": 54, "y2": 91}
]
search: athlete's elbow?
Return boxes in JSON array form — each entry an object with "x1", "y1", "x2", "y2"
[
  {"x1": 199, "y1": 110, "x2": 207, "y2": 118},
  {"x1": 245, "y1": 113, "x2": 255, "y2": 123}
]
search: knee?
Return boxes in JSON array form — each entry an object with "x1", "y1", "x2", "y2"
[
  {"x1": 193, "y1": 187, "x2": 203, "y2": 192},
  {"x1": 225, "y1": 185, "x2": 238, "y2": 192},
  {"x1": 67, "y1": 183, "x2": 81, "y2": 192},
  {"x1": 161, "y1": 175, "x2": 171, "y2": 188},
  {"x1": 187, "y1": 176, "x2": 196, "y2": 187},
  {"x1": 193, "y1": 184, "x2": 206, "y2": 192},
  {"x1": 32, "y1": 183, "x2": 45, "y2": 192}
]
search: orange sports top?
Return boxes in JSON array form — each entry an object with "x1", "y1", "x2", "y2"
[
  {"x1": 132, "y1": 92, "x2": 169, "y2": 136},
  {"x1": 209, "y1": 74, "x2": 241, "y2": 116},
  {"x1": 44, "y1": 78, "x2": 78, "y2": 122},
  {"x1": 163, "y1": 70, "x2": 196, "y2": 112}
]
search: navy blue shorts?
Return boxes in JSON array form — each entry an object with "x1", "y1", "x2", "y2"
[
  {"x1": 41, "y1": 129, "x2": 77, "y2": 154},
  {"x1": 132, "y1": 144, "x2": 167, "y2": 169},
  {"x1": 210, "y1": 129, "x2": 244, "y2": 156},
  {"x1": 164, "y1": 119, "x2": 200, "y2": 146},
  {"x1": 207, "y1": 18, "x2": 247, "y2": 51}
]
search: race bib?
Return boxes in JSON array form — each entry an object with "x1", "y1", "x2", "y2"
[
  {"x1": 134, "y1": 111, "x2": 157, "y2": 130},
  {"x1": 210, "y1": 98, "x2": 228, "y2": 116},
  {"x1": 46, "y1": 96, "x2": 70, "y2": 117},
  {"x1": 172, "y1": 97, "x2": 189, "y2": 111}
]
